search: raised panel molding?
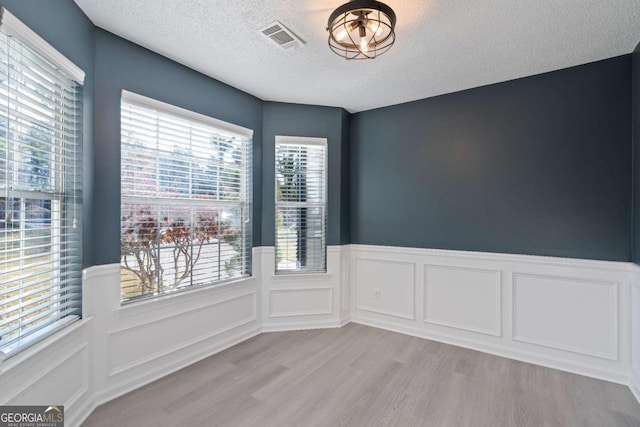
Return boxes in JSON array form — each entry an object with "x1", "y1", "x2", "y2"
[
  {"x1": 355, "y1": 257, "x2": 416, "y2": 320},
  {"x1": 269, "y1": 287, "x2": 333, "y2": 318},
  {"x1": 7, "y1": 343, "x2": 88, "y2": 406},
  {"x1": 108, "y1": 291, "x2": 257, "y2": 376},
  {"x1": 424, "y1": 265, "x2": 501, "y2": 337},
  {"x1": 512, "y1": 273, "x2": 618, "y2": 361}
]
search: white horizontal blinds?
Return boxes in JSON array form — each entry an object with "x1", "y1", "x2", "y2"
[
  {"x1": 120, "y1": 97, "x2": 251, "y2": 302},
  {"x1": 275, "y1": 138, "x2": 327, "y2": 273},
  {"x1": 0, "y1": 17, "x2": 83, "y2": 357}
]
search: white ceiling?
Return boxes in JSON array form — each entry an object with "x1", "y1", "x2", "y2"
[{"x1": 73, "y1": 0, "x2": 640, "y2": 113}]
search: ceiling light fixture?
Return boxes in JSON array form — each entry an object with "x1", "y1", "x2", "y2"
[{"x1": 327, "y1": 0, "x2": 396, "y2": 60}]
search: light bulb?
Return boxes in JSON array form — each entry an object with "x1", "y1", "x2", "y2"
[
  {"x1": 335, "y1": 28, "x2": 348, "y2": 41},
  {"x1": 360, "y1": 37, "x2": 368, "y2": 53},
  {"x1": 366, "y1": 20, "x2": 383, "y2": 36}
]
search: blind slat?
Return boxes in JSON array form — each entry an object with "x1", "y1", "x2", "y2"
[{"x1": 0, "y1": 298, "x2": 81, "y2": 342}]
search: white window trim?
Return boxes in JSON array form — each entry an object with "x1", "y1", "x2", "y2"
[
  {"x1": 121, "y1": 90, "x2": 253, "y2": 139},
  {"x1": 117, "y1": 275, "x2": 257, "y2": 313},
  {"x1": 275, "y1": 135, "x2": 327, "y2": 147},
  {"x1": 274, "y1": 135, "x2": 328, "y2": 274},
  {"x1": 0, "y1": 7, "x2": 85, "y2": 84},
  {"x1": 0, "y1": 315, "x2": 79, "y2": 361}
]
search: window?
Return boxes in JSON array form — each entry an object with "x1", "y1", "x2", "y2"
[
  {"x1": 120, "y1": 91, "x2": 252, "y2": 303},
  {"x1": 275, "y1": 136, "x2": 327, "y2": 273},
  {"x1": 0, "y1": 9, "x2": 84, "y2": 358}
]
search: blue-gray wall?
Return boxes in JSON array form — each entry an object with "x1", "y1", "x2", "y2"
[
  {"x1": 92, "y1": 29, "x2": 264, "y2": 265},
  {"x1": 262, "y1": 102, "x2": 350, "y2": 246},
  {"x1": 1, "y1": 0, "x2": 96, "y2": 267},
  {"x1": 351, "y1": 56, "x2": 633, "y2": 261},
  {"x1": 7, "y1": 1, "x2": 638, "y2": 266},
  {"x1": 633, "y1": 42, "x2": 640, "y2": 264}
]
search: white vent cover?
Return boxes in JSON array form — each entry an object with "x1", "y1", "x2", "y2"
[{"x1": 259, "y1": 21, "x2": 302, "y2": 50}]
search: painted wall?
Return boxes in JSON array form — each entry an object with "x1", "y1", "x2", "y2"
[
  {"x1": 1, "y1": 0, "x2": 96, "y2": 267},
  {"x1": 261, "y1": 102, "x2": 350, "y2": 247},
  {"x1": 93, "y1": 29, "x2": 264, "y2": 265},
  {"x1": 350, "y1": 56, "x2": 632, "y2": 262},
  {"x1": 633, "y1": 42, "x2": 640, "y2": 264},
  {"x1": 4, "y1": 2, "x2": 633, "y2": 265}
]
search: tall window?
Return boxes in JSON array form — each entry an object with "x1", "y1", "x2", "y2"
[
  {"x1": 275, "y1": 136, "x2": 327, "y2": 273},
  {"x1": 0, "y1": 9, "x2": 84, "y2": 358},
  {"x1": 120, "y1": 91, "x2": 252, "y2": 303}
]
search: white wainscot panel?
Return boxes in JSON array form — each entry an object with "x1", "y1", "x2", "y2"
[
  {"x1": 355, "y1": 257, "x2": 415, "y2": 320},
  {"x1": 513, "y1": 274, "x2": 617, "y2": 360},
  {"x1": 341, "y1": 256, "x2": 350, "y2": 315},
  {"x1": 9, "y1": 344, "x2": 88, "y2": 407},
  {"x1": 108, "y1": 291, "x2": 256, "y2": 375},
  {"x1": 632, "y1": 278, "x2": 640, "y2": 402},
  {"x1": 269, "y1": 288, "x2": 333, "y2": 318},
  {"x1": 424, "y1": 265, "x2": 501, "y2": 336}
]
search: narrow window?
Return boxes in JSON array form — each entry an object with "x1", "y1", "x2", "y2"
[{"x1": 275, "y1": 136, "x2": 327, "y2": 273}]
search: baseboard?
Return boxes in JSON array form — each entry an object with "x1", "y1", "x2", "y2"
[
  {"x1": 262, "y1": 318, "x2": 349, "y2": 333},
  {"x1": 339, "y1": 315, "x2": 350, "y2": 327},
  {"x1": 631, "y1": 370, "x2": 640, "y2": 405},
  {"x1": 67, "y1": 394, "x2": 96, "y2": 427},
  {"x1": 351, "y1": 315, "x2": 629, "y2": 385},
  {"x1": 73, "y1": 326, "x2": 261, "y2": 427}
]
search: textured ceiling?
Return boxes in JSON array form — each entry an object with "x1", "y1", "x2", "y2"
[{"x1": 73, "y1": 0, "x2": 640, "y2": 113}]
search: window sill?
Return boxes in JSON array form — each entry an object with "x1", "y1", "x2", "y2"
[
  {"x1": 118, "y1": 275, "x2": 257, "y2": 312},
  {"x1": 272, "y1": 272, "x2": 332, "y2": 281},
  {"x1": 0, "y1": 316, "x2": 86, "y2": 370}
]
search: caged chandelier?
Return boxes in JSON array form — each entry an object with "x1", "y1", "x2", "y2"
[{"x1": 327, "y1": 0, "x2": 396, "y2": 60}]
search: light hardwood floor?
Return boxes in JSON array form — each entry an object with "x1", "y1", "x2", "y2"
[{"x1": 83, "y1": 324, "x2": 640, "y2": 427}]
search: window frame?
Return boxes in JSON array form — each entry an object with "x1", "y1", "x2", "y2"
[
  {"x1": 274, "y1": 135, "x2": 328, "y2": 275},
  {"x1": 119, "y1": 91, "x2": 253, "y2": 304}
]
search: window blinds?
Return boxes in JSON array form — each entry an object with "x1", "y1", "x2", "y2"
[
  {"x1": 0, "y1": 10, "x2": 83, "y2": 359},
  {"x1": 120, "y1": 92, "x2": 252, "y2": 302},
  {"x1": 275, "y1": 137, "x2": 327, "y2": 273}
]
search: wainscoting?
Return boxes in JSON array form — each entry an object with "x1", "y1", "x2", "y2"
[
  {"x1": 0, "y1": 320, "x2": 91, "y2": 426},
  {"x1": 0, "y1": 250, "x2": 264, "y2": 427},
  {"x1": 1, "y1": 244, "x2": 639, "y2": 426},
  {"x1": 350, "y1": 245, "x2": 634, "y2": 384},
  {"x1": 260, "y1": 246, "x2": 350, "y2": 331},
  {"x1": 86, "y1": 259, "x2": 262, "y2": 426},
  {"x1": 631, "y1": 266, "x2": 640, "y2": 403}
]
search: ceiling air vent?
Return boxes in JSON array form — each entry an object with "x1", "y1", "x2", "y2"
[{"x1": 260, "y1": 21, "x2": 302, "y2": 50}]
